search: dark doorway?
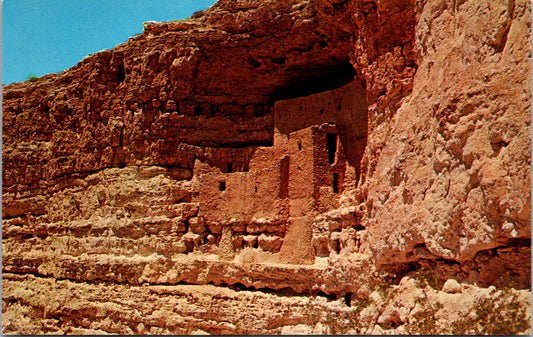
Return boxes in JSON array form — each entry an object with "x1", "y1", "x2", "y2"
[
  {"x1": 326, "y1": 133, "x2": 337, "y2": 164},
  {"x1": 333, "y1": 173, "x2": 339, "y2": 193}
]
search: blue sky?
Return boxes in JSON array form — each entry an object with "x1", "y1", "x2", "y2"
[{"x1": 2, "y1": 0, "x2": 217, "y2": 84}]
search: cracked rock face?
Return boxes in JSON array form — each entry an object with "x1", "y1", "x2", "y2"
[
  {"x1": 2, "y1": 0, "x2": 531, "y2": 334},
  {"x1": 362, "y1": 0, "x2": 531, "y2": 287}
]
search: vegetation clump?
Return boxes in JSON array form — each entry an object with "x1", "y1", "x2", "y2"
[
  {"x1": 450, "y1": 288, "x2": 530, "y2": 335},
  {"x1": 26, "y1": 73, "x2": 39, "y2": 82},
  {"x1": 413, "y1": 267, "x2": 442, "y2": 289},
  {"x1": 300, "y1": 274, "x2": 530, "y2": 335}
]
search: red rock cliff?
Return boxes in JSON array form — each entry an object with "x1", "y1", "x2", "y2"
[{"x1": 2, "y1": 0, "x2": 531, "y2": 334}]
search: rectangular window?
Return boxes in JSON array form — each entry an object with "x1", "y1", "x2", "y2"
[
  {"x1": 326, "y1": 133, "x2": 337, "y2": 164},
  {"x1": 333, "y1": 173, "x2": 339, "y2": 193}
]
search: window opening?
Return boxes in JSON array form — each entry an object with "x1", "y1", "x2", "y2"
[
  {"x1": 227, "y1": 162, "x2": 233, "y2": 173},
  {"x1": 333, "y1": 173, "x2": 339, "y2": 193},
  {"x1": 115, "y1": 62, "x2": 125, "y2": 82},
  {"x1": 344, "y1": 293, "x2": 353, "y2": 307},
  {"x1": 219, "y1": 181, "x2": 226, "y2": 191},
  {"x1": 326, "y1": 133, "x2": 337, "y2": 164}
]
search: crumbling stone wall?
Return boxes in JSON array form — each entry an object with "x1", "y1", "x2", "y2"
[{"x1": 190, "y1": 79, "x2": 367, "y2": 262}]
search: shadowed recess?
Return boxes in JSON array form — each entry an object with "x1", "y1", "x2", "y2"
[{"x1": 273, "y1": 63, "x2": 357, "y2": 101}]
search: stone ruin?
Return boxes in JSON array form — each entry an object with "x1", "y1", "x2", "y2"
[
  {"x1": 181, "y1": 80, "x2": 368, "y2": 264},
  {"x1": 2, "y1": 0, "x2": 530, "y2": 333}
]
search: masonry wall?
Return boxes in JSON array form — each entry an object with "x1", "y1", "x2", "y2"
[
  {"x1": 195, "y1": 154, "x2": 288, "y2": 227},
  {"x1": 274, "y1": 80, "x2": 368, "y2": 187},
  {"x1": 313, "y1": 124, "x2": 347, "y2": 213},
  {"x1": 193, "y1": 79, "x2": 368, "y2": 260}
]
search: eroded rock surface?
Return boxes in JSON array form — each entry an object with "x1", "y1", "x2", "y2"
[
  {"x1": 2, "y1": 0, "x2": 531, "y2": 334},
  {"x1": 3, "y1": 273, "x2": 530, "y2": 334},
  {"x1": 362, "y1": 0, "x2": 531, "y2": 288}
]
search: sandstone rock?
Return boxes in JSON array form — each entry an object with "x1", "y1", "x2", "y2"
[
  {"x1": 257, "y1": 234, "x2": 283, "y2": 253},
  {"x1": 188, "y1": 217, "x2": 207, "y2": 234},
  {"x1": 242, "y1": 235, "x2": 258, "y2": 248},
  {"x1": 190, "y1": 329, "x2": 210, "y2": 335},
  {"x1": 312, "y1": 234, "x2": 330, "y2": 257},
  {"x1": 280, "y1": 324, "x2": 313, "y2": 334},
  {"x1": 370, "y1": 324, "x2": 384, "y2": 335},
  {"x1": 442, "y1": 279, "x2": 462, "y2": 294},
  {"x1": 182, "y1": 233, "x2": 201, "y2": 252},
  {"x1": 3, "y1": 272, "x2": 531, "y2": 335},
  {"x1": 363, "y1": 0, "x2": 531, "y2": 289},
  {"x1": 377, "y1": 307, "x2": 402, "y2": 326},
  {"x1": 1, "y1": 0, "x2": 530, "y2": 334}
]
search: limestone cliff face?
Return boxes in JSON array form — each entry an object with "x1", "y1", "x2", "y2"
[
  {"x1": 361, "y1": 0, "x2": 531, "y2": 287},
  {"x1": 2, "y1": 0, "x2": 531, "y2": 334}
]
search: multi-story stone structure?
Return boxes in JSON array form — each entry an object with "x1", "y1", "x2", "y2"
[{"x1": 193, "y1": 80, "x2": 368, "y2": 263}]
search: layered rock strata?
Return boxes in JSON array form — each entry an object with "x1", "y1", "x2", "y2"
[
  {"x1": 2, "y1": 0, "x2": 531, "y2": 334},
  {"x1": 3, "y1": 273, "x2": 530, "y2": 334}
]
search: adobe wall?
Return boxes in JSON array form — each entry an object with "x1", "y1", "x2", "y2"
[
  {"x1": 274, "y1": 80, "x2": 368, "y2": 187},
  {"x1": 312, "y1": 123, "x2": 347, "y2": 211},
  {"x1": 192, "y1": 79, "x2": 367, "y2": 262},
  {"x1": 195, "y1": 155, "x2": 289, "y2": 226},
  {"x1": 280, "y1": 126, "x2": 321, "y2": 264}
]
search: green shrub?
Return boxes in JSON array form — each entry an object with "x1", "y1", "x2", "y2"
[
  {"x1": 451, "y1": 288, "x2": 530, "y2": 335},
  {"x1": 302, "y1": 296, "x2": 374, "y2": 335},
  {"x1": 26, "y1": 73, "x2": 39, "y2": 82},
  {"x1": 494, "y1": 272, "x2": 518, "y2": 290},
  {"x1": 375, "y1": 277, "x2": 393, "y2": 297},
  {"x1": 413, "y1": 267, "x2": 441, "y2": 289},
  {"x1": 406, "y1": 297, "x2": 443, "y2": 335}
]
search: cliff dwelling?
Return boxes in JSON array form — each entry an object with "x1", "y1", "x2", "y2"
[
  {"x1": 192, "y1": 78, "x2": 368, "y2": 264},
  {"x1": 2, "y1": 0, "x2": 530, "y2": 334}
]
